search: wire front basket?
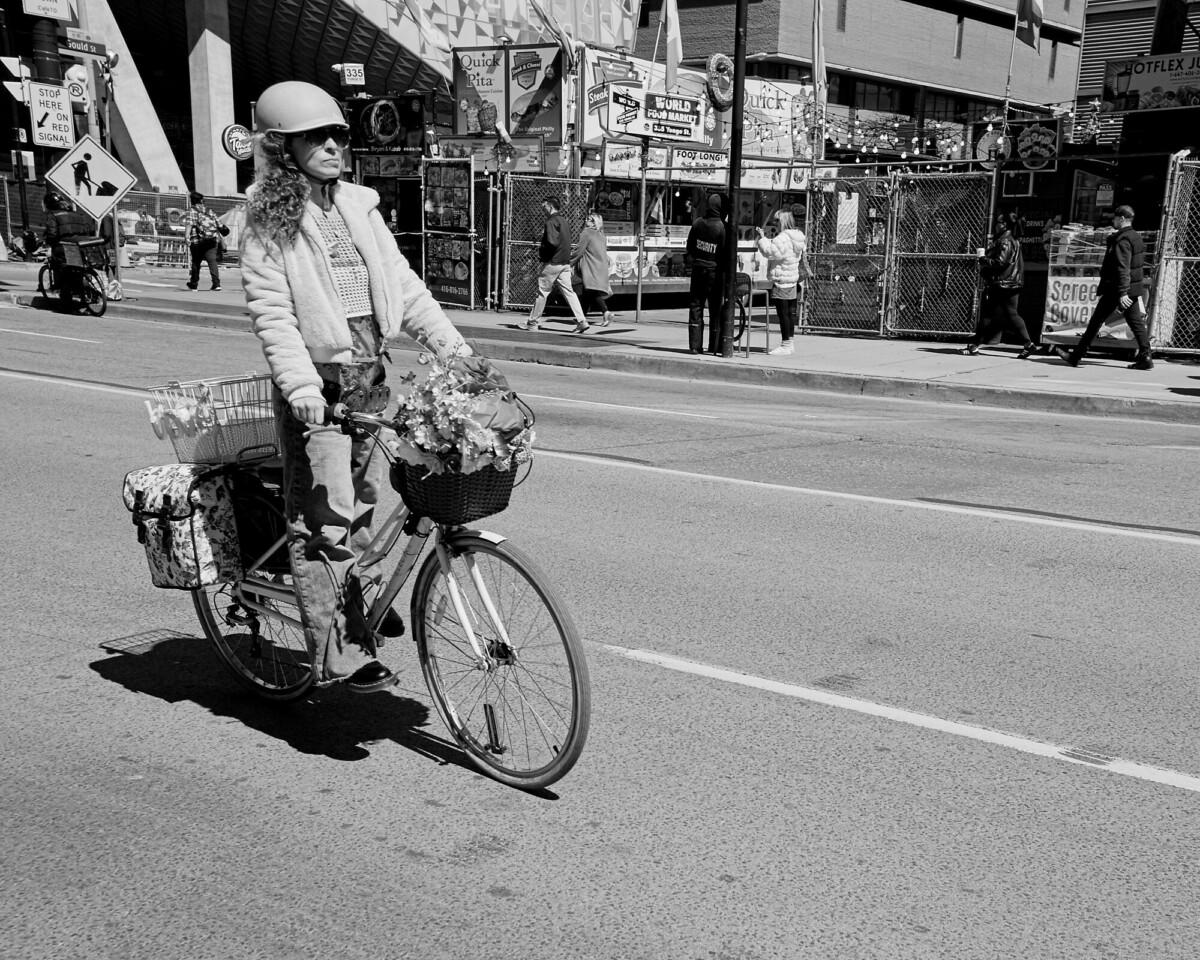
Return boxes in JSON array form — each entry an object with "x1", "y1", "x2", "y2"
[{"x1": 146, "y1": 373, "x2": 277, "y2": 464}]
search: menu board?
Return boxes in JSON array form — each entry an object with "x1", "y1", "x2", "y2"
[
  {"x1": 424, "y1": 235, "x2": 474, "y2": 307},
  {"x1": 423, "y1": 159, "x2": 472, "y2": 232}
]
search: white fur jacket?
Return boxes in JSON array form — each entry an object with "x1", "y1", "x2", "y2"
[
  {"x1": 755, "y1": 228, "x2": 807, "y2": 289},
  {"x1": 241, "y1": 181, "x2": 469, "y2": 404}
]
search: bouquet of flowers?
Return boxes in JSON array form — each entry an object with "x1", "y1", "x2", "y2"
[{"x1": 391, "y1": 352, "x2": 534, "y2": 476}]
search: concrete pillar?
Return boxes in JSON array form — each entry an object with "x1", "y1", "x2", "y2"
[
  {"x1": 86, "y1": 0, "x2": 186, "y2": 191},
  {"x1": 185, "y1": 0, "x2": 237, "y2": 196}
]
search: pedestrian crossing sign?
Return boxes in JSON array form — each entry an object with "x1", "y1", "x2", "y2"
[{"x1": 44, "y1": 134, "x2": 137, "y2": 222}]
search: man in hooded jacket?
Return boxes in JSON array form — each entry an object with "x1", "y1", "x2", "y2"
[{"x1": 686, "y1": 193, "x2": 727, "y2": 354}]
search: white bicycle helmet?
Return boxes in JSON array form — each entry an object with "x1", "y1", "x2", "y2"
[{"x1": 254, "y1": 81, "x2": 348, "y2": 135}]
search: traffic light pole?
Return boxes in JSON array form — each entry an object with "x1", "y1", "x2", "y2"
[{"x1": 719, "y1": 0, "x2": 749, "y2": 358}]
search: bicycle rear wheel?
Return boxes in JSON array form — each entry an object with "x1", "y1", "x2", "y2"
[
  {"x1": 194, "y1": 579, "x2": 314, "y2": 701},
  {"x1": 193, "y1": 492, "x2": 313, "y2": 701},
  {"x1": 79, "y1": 269, "x2": 108, "y2": 316},
  {"x1": 411, "y1": 533, "x2": 590, "y2": 790},
  {"x1": 730, "y1": 298, "x2": 748, "y2": 343}
]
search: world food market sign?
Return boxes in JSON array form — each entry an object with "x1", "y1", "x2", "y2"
[
  {"x1": 605, "y1": 89, "x2": 703, "y2": 143},
  {"x1": 1102, "y1": 52, "x2": 1200, "y2": 113}
]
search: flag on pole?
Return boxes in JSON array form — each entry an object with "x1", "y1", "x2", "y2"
[
  {"x1": 662, "y1": 0, "x2": 683, "y2": 90},
  {"x1": 812, "y1": 0, "x2": 827, "y2": 160},
  {"x1": 1015, "y1": 0, "x2": 1043, "y2": 51},
  {"x1": 404, "y1": 0, "x2": 451, "y2": 57},
  {"x1": 529, "y1": 0, "x2": 577, "y2": 68}
]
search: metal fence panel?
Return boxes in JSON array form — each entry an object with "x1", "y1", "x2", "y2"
[
  {"x1": 503, "y1": 174, "x2": 590, "y2": 309},
  {"x1": 887, "y1": 172, "x2": 990, "y2": 336},
  {"x1": 1150, "y1": 157, "x2": 1200, "y2": 354},
  {"x1": 801, "y1": 177, "x2": 890, "y2": 335}
]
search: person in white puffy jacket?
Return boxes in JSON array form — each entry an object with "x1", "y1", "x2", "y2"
[
  {"x1": 755, "y1": 209, "x2": 807, "y2": 355},
  {"x1": 241, "y1": 81, "x2": 471, "y2": 695}
]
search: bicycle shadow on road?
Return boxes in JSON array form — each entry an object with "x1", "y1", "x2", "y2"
[{"x1": 88, "y1": 630, "x2": 477, "y2": 773}]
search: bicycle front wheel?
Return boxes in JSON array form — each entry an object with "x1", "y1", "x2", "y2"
[
  {"x1": 79, "y1": 269, "x2": 108, "y2": 316},
  {"x1": 730, "y1": 299, "x2": 748, "y2": 343},
  {"x1": 37, "y1": 264, "x2": 53, "y2": 296},
  {"x1": 412, "y1": 533, "x2": 590, "y2": 790},
  {"x1": 194, "y1": 580, "x2": 314, "y2": 701}
]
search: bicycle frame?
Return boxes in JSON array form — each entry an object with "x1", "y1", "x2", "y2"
[{"x1": 230, "y1": 487, "x2": 508, "y2": 671}]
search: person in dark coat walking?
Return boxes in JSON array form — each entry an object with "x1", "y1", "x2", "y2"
[
  {"x1": 962, "y1": 212, "x2": 1036, "y2": 359},
  {"x1": 1055, "y1": 205, "x2": 1152, "y2": 369},
  {"x1": 525, "y1": 195, "x2": 590, "y2": 333},
  {"x1": 686, "y1": 193, "x2": 726, "y2": 354}
]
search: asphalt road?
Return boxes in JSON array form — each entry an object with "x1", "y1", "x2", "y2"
[{"x1": 3, "y1": 306, "x2": 1200, "y2": 959}]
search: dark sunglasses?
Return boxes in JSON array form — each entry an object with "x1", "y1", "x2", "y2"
[{"x1": 300, "y1": 126, "x2": 350, "y2": 148}]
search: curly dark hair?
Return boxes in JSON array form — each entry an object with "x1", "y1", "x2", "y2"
[{"x1": 245, "y1": 132, "x2": 310, "y2": 243}]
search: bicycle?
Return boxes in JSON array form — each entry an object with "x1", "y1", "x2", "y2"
[
  {"x1": 191, "y1": 404, "x2": 591, "y2": 791},
  {"x1": 728, "y1": 271, "x2": 751, "y2": 344},
  {"x1": 38, "y1": 238, "x2": 109, "y2": 316}
]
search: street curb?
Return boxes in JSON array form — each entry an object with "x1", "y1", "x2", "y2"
[
  {"x1": 7, "y1": 293, "x2": 1199, "y2": 425},
  {"x1": 470, "y1": 339, "x2": 1200, "y2": 425}
]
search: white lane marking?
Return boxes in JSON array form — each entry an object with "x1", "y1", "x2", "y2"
[
  {"x1": 605, "y1": 643, "x2": 1200, "y2": 795},
  {"x1": 0, "y1": 369, "x2": 145, "y2": 397},
  {"x1": 539, "y1": 450, "x2": 1200, "y2": 546},
  {"x1": 120, "y1": 279, "x2": 178, "y2": 288},
  {"x1": 0, "y1": 327, "x2": 101, "y2": 344},
  {"x1": 522, "y1": 393, "x2": 718, "y2": 419}
]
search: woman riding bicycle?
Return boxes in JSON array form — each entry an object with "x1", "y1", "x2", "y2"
[{"x1": 240, "y1": 81, "x2": 472, "y2": 694}]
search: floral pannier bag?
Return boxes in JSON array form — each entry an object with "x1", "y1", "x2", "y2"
[{"x1": 122, "y1": 463, "x2": 243, "y2": 589}]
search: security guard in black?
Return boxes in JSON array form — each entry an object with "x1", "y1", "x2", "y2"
[{"x1": 686, "y1": 194, "x2": 726, "y2": 354}]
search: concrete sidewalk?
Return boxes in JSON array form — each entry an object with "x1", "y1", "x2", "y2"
[{"x1": 4, "y1": 260, "x2": 1200, "y2": 424}]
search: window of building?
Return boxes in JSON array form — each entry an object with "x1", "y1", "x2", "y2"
[
  {"x1": 856, "y1": 81, "x2": 904, "y2": 113},
  {"x1": 837, "y1": 0, "x2": 847, "y2": 31},
  {"x1": 954, "y1": 16, "x2": 964, "y2": 59},
  {"x1": 1049, "y1": 40, "x2": 1058, "y2": 78}
]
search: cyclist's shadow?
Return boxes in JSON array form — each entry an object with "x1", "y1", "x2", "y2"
[{"x1": 89, "y1": 631, "x2": 475, "y2": 769}]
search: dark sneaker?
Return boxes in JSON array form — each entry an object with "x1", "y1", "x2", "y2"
[
  {"x1": 1129, "y1": 356, "x2": 1154, "y2": 370},
  {"x1": 345, "y1": 661, "x2": 396, "y2": 694},
  {"x1": 1053, "y1": 346, "x2": 1080, "y2": 367},
  {"x1": 186, "y1": 281, "x2": 198, "y2": 290},
  {"x1": 210, "y1": 284, "x2": 221, "y2": 291},
  {"x1": 960, "y1": 343, "x2": 981, "y2": 356},
  {"x1": 1017, "y1": 343, "x2": 1037, "y2": 360}
]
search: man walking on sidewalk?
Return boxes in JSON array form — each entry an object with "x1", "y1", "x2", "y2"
[
  {"x1": 1055, "y1": 205, "x2": 1152, "y2": 369},
  {"x1": 525, "y1": 196, "x2": 590, "y2": 333}
]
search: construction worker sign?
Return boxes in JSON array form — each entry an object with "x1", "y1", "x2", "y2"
[{"x1": 44, "y1": 134, "x2": 136, "y2": 222}]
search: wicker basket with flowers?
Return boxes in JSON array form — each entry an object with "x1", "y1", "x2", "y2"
[{"x1": 389, "y1": 353, "x2": 534, "y2": 524}]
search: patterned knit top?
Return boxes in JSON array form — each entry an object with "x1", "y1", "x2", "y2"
[{"x1": 309, "y1": 202, "x2": 373, "y2": 319}]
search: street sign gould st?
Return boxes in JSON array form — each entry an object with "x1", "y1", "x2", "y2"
[
  {"x1": 29, "y1": 81, "x2": 74, "y2": 149},
  {"x1": 45, "y1": 135, "x2": 137, "y2": 222},
  {"x1": 61, "y1": 30, "x2": 109, "y2": 61}
]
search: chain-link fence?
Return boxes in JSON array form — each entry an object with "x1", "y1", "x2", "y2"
[
  {"x1": 2, "y1": 178, "x2": 245, "y2": 265},
  {"x1": 887, "y1": 172, "x2": 990, "y2": 336},
  {"x1": 503, "y1": 174, "x2": 590, "y2": 309},
  {"x1": 801, "y1": 177, "x2": 890, "y2": 334},
  {"x1": 1150, "y1": 157, "x2": 1200, "y2": 355}
]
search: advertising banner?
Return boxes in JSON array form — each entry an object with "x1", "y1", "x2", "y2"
[
  {"x1": 669, "y1": 147, "x2": 728, "y2": 186},
  {"x1": 602, "y1": 140, "x2": 670, "y2": 181},
  {"x1": 740, "y1": 157, "x2": 790, "y2": 191},
  {"x1": 347, "y1": 97, "x2": 425, "y2": 154},
  {"x1": 506, "y1": 45, "x2": 564, "y2": 141},
  {"x1": 454, "y1": 47, "x2": 507, "y2": 136},
  {"x1": 971, "y1": 118, "x2": 1060, "y2": 171},
  {"x1": 1102, "y1": 52, "x2": 1200, "y2": 113},
  {"x1": 453, "y1": 45, "x2": 563, "y2": 141},
  {"x1": 440, "y1": 134, "x2": 545, "y2": 174},
  {"x1": 605, "y1": 89, "x2": 705, "y2": 142}
]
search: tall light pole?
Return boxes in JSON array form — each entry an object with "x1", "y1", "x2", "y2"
[
  {"x1": 101, "y1": 52, "x2": 121, "y2": 286},
  {"x1": 719, "y1": 0, "x2": 750, "y2": 357}
]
